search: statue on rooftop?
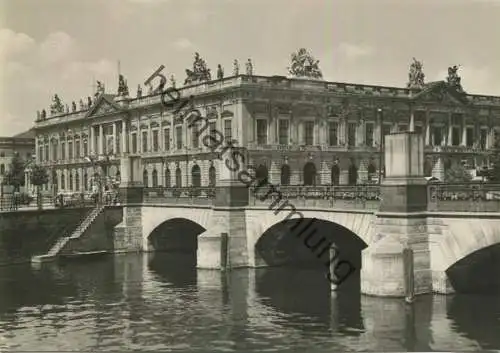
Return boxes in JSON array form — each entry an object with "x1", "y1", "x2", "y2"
[
  {"x1": 65, "y1": 104, "x2": 69, "y2": 113},
  {"x1": 50, "y1": 94, "x2": 65, "y2": 115},
  {"x1": 95, "y1": 80, "x2": 105, "y2": 98},
  {"x1": 117, "y1": 74, "x2": 129, "y2": 97},
  {"x1": 170, "y1": 75, "x2": 176, "y2": 88},
  {"x1": 233, "y1": 59, "x2": 239, "y2": 76},
  {"x1": 184, "y1": 52, "x2": 211, "y2": 85},
  {"x1": 71, "y1": 101, "x2": 77, "y2": 112},
  {"x1": 217, "y1": 64, "x2": 224, "y2": 79},
  {"x1": 446, "y1": 65, "x2": 465, "y2": 93},
  {"x1": 79, "y1": 99, "x2": 85, "y2": 110},
  {"x1": 246, "y1": 58, "x2": 253, "y2": 76},
  {"x1": 137, "y1": 84, "x2": 142, "y2": 98},
  {"x1": 407, "y1": 57, "x2": 425, "y2": 89},
  {"x1": 87, "y1": 96, "x2": 92, "y2": 108},
  {"x1": 41, "y1": 109, "x2": 46, "y2": 120},
  {"x1": 288, "y1": 48, "x2": 322, "y2": 79}
]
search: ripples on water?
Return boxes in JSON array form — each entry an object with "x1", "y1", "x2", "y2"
[{"x1": 0, "y1": 253, "x2": 498, "y2": 352}]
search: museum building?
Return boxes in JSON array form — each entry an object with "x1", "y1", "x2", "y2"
[{"x1": 32, "y1": 49, "x2": 500, "y2": 194}]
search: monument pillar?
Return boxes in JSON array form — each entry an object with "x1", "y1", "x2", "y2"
[
  {"x1": 197, "y1": 148, "x2": 250, "y2": 269},
  {"x1": 114, "y1": 156, "x2": 144, "y2": 253},
  {"x1": 361, "y1": 132, "x2": 432, "y2": 297}
]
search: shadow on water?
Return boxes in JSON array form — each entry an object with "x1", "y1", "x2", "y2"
[{"x1": 147, "y1": 251, "x2": 198, "y2": 287}]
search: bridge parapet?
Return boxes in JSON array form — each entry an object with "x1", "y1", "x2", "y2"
[{"x1": 427, "y1": 183, "x2": 500, "y2": 212}]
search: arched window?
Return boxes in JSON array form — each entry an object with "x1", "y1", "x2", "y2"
[
  {"x1": 191, "y1": 165, "x2": 201, "y2": 187},
  {"x1": 303, "y1": 162, "x2": 316, "y2": 186},
  {"x1": 331, "y1": 164, "x2": 340, "y2": 185},
  {"x1": 75, "y1": 171, "x2": 80, "y2": 191},
  {"x1": 367, "y1": 162, "x2": 376, "y2": 182},
  {"x1": 143, "y1": 169, "x2": 149, "y2": 187},
  {"x1": 208, "y1": 165, "x2": 216, "y2": 186},
  {"x1": 52, "y1": 170, "x2": 58, "y2": 191},
  {"x1": 0, "y1": 164, "x2": 5, "y2": 175},
  {"x1": 164, "y1": 168, "x2": 171, "y2": 187},
  {"x1": 175, "y1": 167, "x2": 182, "y2": 187},
  {"x1": 255, "y1": 164, "x2": 268, "y2": 184},
  {"x1": 280, "y1": 164, "x2": 290, "y2": 185},
  {"x1": 152, "y1": 169, "x2": 158, "y2": 187},
  {"x1": 61, "y1": 172, "x2": 65, "y2": 190},
  {"x1": 348, "y1": 164, "x2": 358, "y2": 185},
  {"x1": 69, "y1": 171, "x2": 73, "y2": 191},
  {"x1": 115, "y1": 170, "x2": 121, "y2": 184},
  {"x1": 83, "y1": 172, "x2": 88, "y2": 191}
]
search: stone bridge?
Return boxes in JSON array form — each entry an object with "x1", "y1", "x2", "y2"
[{"x1": 114, "y1": 133, "x2": 500, "y2": 297}]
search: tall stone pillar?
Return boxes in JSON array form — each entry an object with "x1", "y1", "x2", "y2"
[
  {"x1": 99, "y1": 124, "x2": 104, "y2": 155},
  {"x1": 361, "y1": 132, "x2": 431, "y2": 297},
  {"x1": 197, "y1": 147, "x2": 250, "y2": 269},
  {"x1": 114, "y1": 156, "x2": 144, "y2": 253}
]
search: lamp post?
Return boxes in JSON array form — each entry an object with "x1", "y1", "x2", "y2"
[{"x1": 378, "y1": 108, "x2": 384, "y2": 185}]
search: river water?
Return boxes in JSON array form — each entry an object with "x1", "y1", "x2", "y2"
[{"x1": 0, "y1": 252, "x2": 499, "y2": 352}]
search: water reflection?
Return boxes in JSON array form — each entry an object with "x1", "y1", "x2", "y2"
[{"x1": 0, "y1": 253, "x2": 498, "y2": 351}]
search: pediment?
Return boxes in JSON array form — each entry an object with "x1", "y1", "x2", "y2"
[
  {"x1": 85, "y1": 95, "x2": 122, "y2": 118},
  {"x1": 411, "y1": 81, "x2": 470, "y2": 106}
]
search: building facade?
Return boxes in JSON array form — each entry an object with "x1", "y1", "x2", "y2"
[
  {"x1": 32, "y1": 51, "x2": 500, "y2": 194},
  {"x1": 0, "y1": 129, "x2": 36, "y2": 194}
]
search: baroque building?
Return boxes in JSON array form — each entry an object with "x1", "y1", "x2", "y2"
[
  {"x1": 0, "y1": 129, "x2": 35, "y2": 193},
  {"x1": 32, "y1": 50, "x2": 500, "y2": 194}
]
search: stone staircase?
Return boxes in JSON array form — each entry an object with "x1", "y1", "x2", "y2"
[{"x1": 31, "y1": 205, "x2": 105, "y2": 264}]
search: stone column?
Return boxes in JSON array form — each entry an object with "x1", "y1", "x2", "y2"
[
  {"x1": 425, "y1": 110, "x2": 430, "y2": 145},
  {"x1": 122, "y1": 120, "x2": 127, "y2": 154},
  {"x1": 89, "y1": 126, "x2": 94, "y2": 155},
  {"x1": 113, "y1": 122, "x2": 117, "y2": 154},
  {"x1": 447, "y1": 112, "x2": 452, "y2": 146},
  {"x1": 409, "y1": 106, "x2": 415, "y2": 132},
  {"x1": 461, "y1": 114, "x2": 467, "y2": 146},
  {"x1": 361, "y1": 132, "x2": 432, "y2": 297},
  {"x1": 99, "y1": 124, "x2": 103, "y2": 155},
  {"x1": 197, "y1": 147, "x2": 250, "y2": 269}
]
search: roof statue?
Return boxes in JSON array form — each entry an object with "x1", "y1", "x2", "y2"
[
  {"x1": 87, "y1": 96, "x2": 92, "y2": 108},
  {"x1": 246, "y1": 58, "x2": 253, "y2": 76},
  {"x1": 233, "y1": 59, "x2": 239, "y2": 76},
  {"x1": 95, "y1": 80, "x2": 105, "y2": 98},
  {"x1": 137, "y1": 84, "x2": 142, "y2": 98},
  {"x1": 288, "y1": 48, "x2": 323, "y2": 79},
  {"x1": 184, "y1": 52, "x2": 211, "y2": 85},
  {"x1": 71, "y1": 101, "x2": 77, "y2": 112},
  {"x1": 170, "y1": 75, "x2": 176, "y2": 88},
  {"x1": 50, "y1": 94, "x2": 65, "y2": 115},
  {"x1": 41, "y1": 109, "x2": 46, "y2": 119},
  {"x1": 79, "y1": 99, "x2": 85, "y2": 110},
  {"x1": 117, "y1": 74, "x2": 129, "y2": 97},
  {"x1": 217, "y1": 64, "x2": 224, "y2": 79},
  {"x1": 446, "y1": 65, "x2": 465, "y2": 93},
  {"x1": 407, "y1": 57, "x2": 425, "y2": 89},
  {"x1": 65, "y1": 104, "x2": 69, "y2": 113}
]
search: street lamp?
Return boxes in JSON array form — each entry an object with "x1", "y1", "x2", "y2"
[{"x1": 378, "y1": 108, "x2": 384, "y2": 185}]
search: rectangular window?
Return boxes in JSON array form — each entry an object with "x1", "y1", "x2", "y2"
[
  {"x1": 466, "y1": 127, "x2": 474, "y2": 147},
  {"x1": 347, "y1": 122, "x2": 356, "y2": 147},
  {"x1": 433, "y1": 127, "x2": 443, "y2": 146},
  {"x1": 415, "y1": 125, "x2": 423, "y2": 135},
  {"x1": 365, "y1": 122, "x2": 374, "y2": 147},
  {"x1": 61, "y1": 142, "x2": 66, "y2": 160},
  {"x1": 192, "y1": 123, "x2": 199, "y2": 148},
  {"x1": 52, "y1": 144, "x2": 57, "y2": 161},
  {"x1": 256, "y1": 119, "x2": 267, "y2": 145},
  {"x1": 68, "y1": 141, "x2": 73, "y2": 159},
  {"x1": 116, "y1": 135, "x2": 121, "y2": 154},
  {"x1": 176, "y1": 126, "x2": 183, "y2": 150},
  {"x1": 278, "y1": 119, "x2": 289, "y2": 145},
  {"x1": 164, "y1": 129, "x2": 170, "y2": 151},
  {"x1": 131, "y1": 133, "x2": 137, "y2": 153},
  {"x1": 452, "y1": 127, "x2": 460, "y2": 146},
  {"x1": 142, "y1": 131, "x2": 148, "y2": 152},
  {"x1": 399, "y1": 124, "x2": 408, "y2": 132},
  {"x1": 75, "y1": 140, "x2": 80, "y2": 158},
  {"x1": 44, "y1": 145, "x2": 49, "y2": 161},
  {"x1": 224, "y1": 120, "x2": 232, "y2": 142},
  {"x1": 83, "y1": 140, "x2": 88, "y2": 156},
  {"x1": 480, "y1": 128, "x2": 488, "y2": 150},
  {"x1": 304, "y1": 121, "x2": 314, "y2": 145},
  {"x1": 152, "y1": 130, "x2": 159, "y2": 152},
  {"x1": 209, "y1": 121, "x2": 217, "y2": 140},
  {"x1": 328, "y1": 122, "x2": 338, "y2": 146},
  {"x1": 38, "y1": 146, "x2": 43, "y2": 162}
]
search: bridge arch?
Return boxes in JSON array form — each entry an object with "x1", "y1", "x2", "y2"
[
  {"x1": 147, "y1": 217, "x2": 205, "y2": 255},
  {"x1": 141, "y1": 206, "x2": 212, "y2": 252}
]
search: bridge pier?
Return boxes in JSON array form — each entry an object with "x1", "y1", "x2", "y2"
[{"x1": 361, "y1": 132, "x2": 433, "y2": 297}]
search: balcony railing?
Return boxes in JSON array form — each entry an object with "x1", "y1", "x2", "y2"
[
  {"x1": 427, "y1": 182, "x2": 500, "y2": 212},
  {"x1": 143, "y1": 186, "x2": 216, "y2": 205}
]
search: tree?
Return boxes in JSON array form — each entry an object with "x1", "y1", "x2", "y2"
[
  {"x1": 30, "y1": 164, "x2": 49, "y2": 209},
  {"x1": 445, "y1": 162, "x2": 473, "y2": 183},
  {"x1": 4, "y1": 153, "x2": 25, "y2": 192}
]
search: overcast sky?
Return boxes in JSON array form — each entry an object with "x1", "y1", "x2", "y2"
[{"x1": 0, "y1": 0, "x2": 499, "y2": 136}]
